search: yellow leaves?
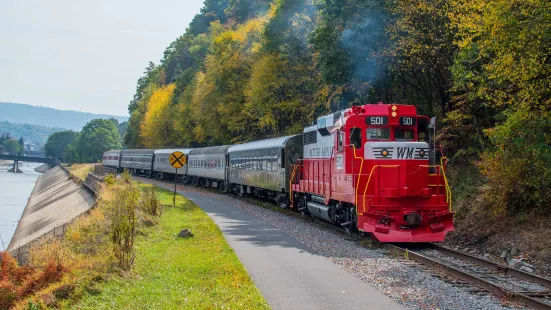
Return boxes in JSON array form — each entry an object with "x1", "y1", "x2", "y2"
[
  {"x1": 451, "y1": 0, "x2": 551, "y2": 110},
  {"x1": 140, "y1": 84, "x2": 176, "y2": 148}
]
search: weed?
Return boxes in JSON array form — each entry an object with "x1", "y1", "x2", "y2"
[
  {"x1": 360, "y1": 239, "x2": 375, "y2": 249},
  {"x1": 139, "y1": 186, "x2": 163, "y2": 217},
  {"x1": 104, "y1": 174, "x2": 116, "y2": 185},
  {"x1": 121, "y1": 169, "x2": 132, "y2": 183},
  {"x1": 25, "y1": 299, "x2": 43, "y2": 310}
]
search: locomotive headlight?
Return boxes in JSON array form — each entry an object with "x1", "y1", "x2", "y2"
[
  {"x1": 392, "y1": 105, "x2": 398, "y2": 112},
  {"x1": 381, "y1": 149, "x2": 389, "y2": 157},
  {"x1": 391, "y1": 111, "x2": 398, "y2": 118},
  {"x1": 419, "y1": 149, "x2": 426, "y2": 157}
]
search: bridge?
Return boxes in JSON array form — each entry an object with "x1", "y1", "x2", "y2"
[{"x1": 0, "y1": 154, "x2": 58, "y2": 173}]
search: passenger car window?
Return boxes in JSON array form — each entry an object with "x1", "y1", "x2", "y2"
[
  {"x1": 366, "y1": 128, "x2": 390, "y2": 140},
  {"x1": 395, "y1": 128, "x2": 415, "y2": 141}
]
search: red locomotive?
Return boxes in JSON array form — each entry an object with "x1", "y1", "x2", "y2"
[{"x1": 290, "y1": 103, "x2": 454, "y2": 242}]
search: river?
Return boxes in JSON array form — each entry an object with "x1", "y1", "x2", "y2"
[{"x1": 0, "y1": 161, "x2": 42, "y2": 251}]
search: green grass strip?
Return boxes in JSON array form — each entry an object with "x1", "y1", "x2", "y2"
[{"x1": 74, "y1": 184, "x2": 269, "y2": 310}]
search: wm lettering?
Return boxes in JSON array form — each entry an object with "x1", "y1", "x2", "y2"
[{"x1": 397, "y1": 147, "x2": 414, "y2": 159}]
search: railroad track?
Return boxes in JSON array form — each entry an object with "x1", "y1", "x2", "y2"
[
  {"x1": 231, "y1": 194, "x2": 551, "y2": 309},
  {"x1": 386, "y1": 244, "x2": 551, "y2": 309},
  {"x1": 141, "y1": 177, "x2": 551, "y2": 309}
]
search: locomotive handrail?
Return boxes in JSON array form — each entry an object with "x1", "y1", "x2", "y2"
[
  {"x1": 420, "y1": 163, "x2": 452, "y2": 212},
  {"x1": 351, "y1": 145, "x2": 365, "y2": 214},
  {"x1": 289, "y1": 164, "x2": 301, "y2": 207},
  {"x1": 361, "y1": 165, "x2": 401, "y2": 213},
  {"x1": 440, "y1": 157, "x2": 452, "y2": 212}
]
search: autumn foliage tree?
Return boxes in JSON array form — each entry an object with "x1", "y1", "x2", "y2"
[
  {"x1": 124, "y1": 0, "x2": 551, "y2": 217},
  {"x1": 141, "y1": 84, "x2": 176, "y2": 148}
]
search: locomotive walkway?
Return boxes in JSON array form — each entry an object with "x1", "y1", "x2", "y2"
[{"x1": 137, "y1": 178, "x2": 403, "y2": 310}]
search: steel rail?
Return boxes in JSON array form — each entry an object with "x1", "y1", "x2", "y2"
[
  {"x1": 386, "y1": 244, "x2": 551, "y2": 310},
  {"x1": 431, "y1": 244, "x2": 551, "y2": 290}
]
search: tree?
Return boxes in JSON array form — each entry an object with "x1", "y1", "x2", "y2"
[
  {"x1": 117, "y1": 121, "x2": 129, "y2": 143},
  {"x1": 17, "y1": 137, "x2": 24, "y2": 155},
  {"x1": 44, "y1": 131, "x2": 79, "y2": 161},
  {"x1": 77, "y1": 119, "x2": 122, "y2": 163},
  {"x1": 63, "y1": 140, "x2": 81, "y2": 164},
  {"x1": 449, "y1": 0, "x2": 551, "y2": 215},
  {"x1": 141, "y1": 84, "x2": 177, "y2": 148},
  {"x1": 2, "y1": 139, "x2": 20, "y2": 155}
]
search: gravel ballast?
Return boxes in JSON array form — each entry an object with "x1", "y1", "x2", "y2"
[{"x1": 138, "y1": 177, "x2": 523, "y2": 309}]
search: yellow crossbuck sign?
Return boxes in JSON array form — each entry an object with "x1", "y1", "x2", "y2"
[{"x1": 169, "y1": 151, "x2": 186, "y2": 169}]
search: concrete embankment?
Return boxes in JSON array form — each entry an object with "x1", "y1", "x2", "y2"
[
  {"x1": 34, "y1": 163, "x2": 51, "y2": 173},
  {"x1": 7, "y1": 166, "x2": 95, "y2": 258}
]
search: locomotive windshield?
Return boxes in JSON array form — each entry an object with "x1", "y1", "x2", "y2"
[
  {"x1": 366, "y1": 128, "x2": 390, "y2": 140},
  {"x1": 394, "y1": 128, "x2": 415, "y2": 141}
]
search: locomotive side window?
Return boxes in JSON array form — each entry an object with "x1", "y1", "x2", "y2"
[
  {"x1": 417, "y1": 117, "x2": 430, "y2": 142},
  {"x1": 366, "y1": 128, "x2": 390, "y2": 140},
  {"x1": 395, "y1": 128, "x2": 415, "y2": 141},
  {"x1": 337, "y1": 131, "x2": 344, "y2": 152},
  {"x1": 350, "y1": 128, "x2": 362, "y2": 149}
]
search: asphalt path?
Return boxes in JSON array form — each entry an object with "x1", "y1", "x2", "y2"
[
  {"x1": 139, "y1": 179, "x2": 404, "y2": 310},
  {"x1": 181, "y1": 191, "x2": 405, "y2": 309}
]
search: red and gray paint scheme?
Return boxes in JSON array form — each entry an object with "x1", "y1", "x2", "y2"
[{"x1": 291, "y1": 103, "x2": 453, "y2": 242}]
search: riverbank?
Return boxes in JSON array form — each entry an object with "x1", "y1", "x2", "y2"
[
  {"x1": 7, "y1": 166, "x2": 95, "y2": 259},
  {"x1": 2, "y1": 178, "x2": 267, "y2": 309}
]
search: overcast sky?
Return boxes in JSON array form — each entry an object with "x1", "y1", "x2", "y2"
[{"x1": 0, "y1": 0, "x2": 204, "y2": 116}]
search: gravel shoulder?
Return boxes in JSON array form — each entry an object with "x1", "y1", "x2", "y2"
[{"x1": 136, "y1": 177, "x2": 522, "y2": 310}]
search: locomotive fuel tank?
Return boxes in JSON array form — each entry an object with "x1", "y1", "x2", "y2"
[{"x1": 306, "y1": 201, "x2": 332, "y2": 222}]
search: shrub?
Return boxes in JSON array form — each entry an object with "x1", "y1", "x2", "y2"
[
  {"x1": 104, "y1": 174, "x2": 116, "y2": 185},
  {"x1": 121, "y1": 169, "x2": 132, "y2": 183},
  {"x1": 0, "y1": 280, "x2": 16, "y2": 310},
  {"x1": 478, "y1": 109, "x2": 551, "y2": 216},
  {"x1": 107, "y1": 183, "x2": 140, "y2": 270},
  {"x1": 0, "y1": 251, "x2": 66, "y2": 309},
  {"x1": 140, "y1": 186, "x2": 163, "y2": 217},
  {"x1": 17, "y1": 260, "x2": 65, "y2": 298}
]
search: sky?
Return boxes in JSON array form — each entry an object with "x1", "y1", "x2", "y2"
[{"x1": 0, "y1": 0, "x2": 205, "y2": 116}]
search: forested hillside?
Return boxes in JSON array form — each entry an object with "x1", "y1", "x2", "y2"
[
  {"x1": 0, "y1": 121, "x2": 66, "y2": 149},
  {"x1": 125, "y1": 0, "x2": 551, "y2": 234},
  {"x1": 0, "y1": 102, "x2": 128, "y2": 131}
]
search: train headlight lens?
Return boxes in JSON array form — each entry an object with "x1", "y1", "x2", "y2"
[
  {"x1": 391, "y1": 112, "x2": 398, "y2": 117},
  {"x1": 419, "y1": 149, "x2": 425, "y2": 157},
  {"x1": 381, "y1": 149, "x2": 389, "y2": 157},
  {"x1": 392, "y1": 105, "x2": 398, "y2": 112}
]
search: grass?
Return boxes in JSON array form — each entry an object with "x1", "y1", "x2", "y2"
[
  {"x1": 72, "y1": 184, "x2": 269, "y2": 310},
  {"x1": 65, "y1": 163, "x2": 95, "y2": 181}
]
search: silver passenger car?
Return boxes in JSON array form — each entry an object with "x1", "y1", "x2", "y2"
[
  {"x1": 102, "y1": 150, "x2": 122, "y2": 169},
  {"x1": 187, "y1": 146, "x2": 231, "y2": 186},
  {"x1": 228, "y1": 135, "x2": 303, "y2": 194},
  {"x1": 120, "y1": 149, "x2": 154, "y2": 176},
  {"x1": 152, "y1": 148, "x2": 193, "y2": 179}
]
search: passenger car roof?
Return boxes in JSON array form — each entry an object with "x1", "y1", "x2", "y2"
[
  {"x1": 189, "y1": 145, "x2": 231, "y2": 155},
  {"x1": 228, "y1": 135, "x2": 297, "y2": 153},
  {"x1": 121, "y1": 149, "x2": 155, "y2": 155}
]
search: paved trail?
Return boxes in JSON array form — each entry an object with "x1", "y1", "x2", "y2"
[{"x1": 140, "y1": 178, "x2": 404, "y2": 310}]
